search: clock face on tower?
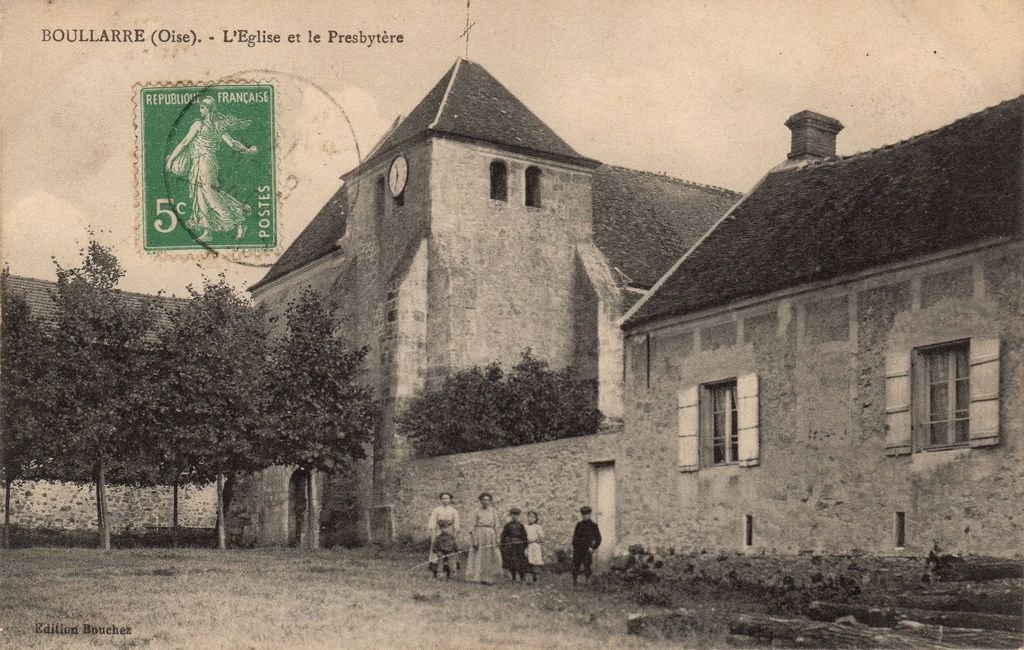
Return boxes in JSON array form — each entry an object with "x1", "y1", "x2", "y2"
[{"x1": 388, "y1": 155, "x2": 408, "y2": 197}]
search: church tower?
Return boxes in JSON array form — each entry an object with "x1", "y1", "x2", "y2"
[{"x1": 237, "y1": 59, "x2": 737, "y2": 545}]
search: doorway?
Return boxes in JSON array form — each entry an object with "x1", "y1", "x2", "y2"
[
  {"x1": 287, "y1": 470, "x2": 308, "y2": 548},
  {"x1": 590, "y1": 461, "x2": 616, "y2": 563}
]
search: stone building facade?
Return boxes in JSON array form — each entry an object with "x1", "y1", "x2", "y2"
[
  {"x1": 617, "y1": 98, "x2": 1023, "y2": 557},
  {"x1": 230, "y1": 59, "x2": 737, "y2": 546}
]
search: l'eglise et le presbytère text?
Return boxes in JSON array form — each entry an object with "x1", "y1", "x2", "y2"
[{"x1": 39, "y1": 28, "x2": 405, "y2": 47}]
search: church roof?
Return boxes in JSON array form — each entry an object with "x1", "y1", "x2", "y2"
[
  {"x1": 249, "y1": 186, "x2": 348, "y2": 291},
  {"x1": 251, "y1": 61, "x2": 740, "y2": 293},
  {"x1": 625, "y1": 96, "x2": 1023, "y2": 328},
  {"x1": 3, "y1": 274, "x2": 184, "y2": 331},
  {"x1": 592, "y1": 166, "x2": 740, "y2": 289},
  {"x1": 360, "y1": 58, "x2": 597, "y2": 168}
]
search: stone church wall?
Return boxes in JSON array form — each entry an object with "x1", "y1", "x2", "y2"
[
  {"x1": 391, "y1": 431, "x2": 619, "y2": 561},
  {"x1": 8, "y1": 480, "x2": 215, "y2": 530},
  {"x1": 429, "y1": 138, "x2": 594, "y2": 372},
  {"x1": 619, "y1": 244, "x2": 1024, "y2": 557}
]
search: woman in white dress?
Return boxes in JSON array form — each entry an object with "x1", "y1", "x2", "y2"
[{"x1": 464, "y1": 492, "x2": 503, "y2": 584}]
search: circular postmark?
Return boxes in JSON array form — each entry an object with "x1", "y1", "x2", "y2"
[{"x1": 143, "y1": 68, "x2": 364, "y2": 271}]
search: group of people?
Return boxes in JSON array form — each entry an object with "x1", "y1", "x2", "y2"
[{"x1": 425, "y1": 492, "x2": 603, "y2": 586}]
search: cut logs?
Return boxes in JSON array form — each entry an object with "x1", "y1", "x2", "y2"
[
  {"x1": 930, "y1": 555, "x2": 1024, "y2": 582},
  {"x1": 880, "y1": 587, "x2": 1024, "y2": 617},
  {"x1": 729, "y1": 613, "x2": 958, "y2": 648},
  {"x1": 626, "y1": 608, "x2": 701, "y2": 639},
  {"x1": 807, "y1": 600, "x2": 1023, "y2": 633},
  {"x1": 894, "y1": 620, "x2": 1024, "y2": 649}
]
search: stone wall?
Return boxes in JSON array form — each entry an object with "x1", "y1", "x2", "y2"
[
  {"x1": 392, "y1": 431, "x2": 619, "y2": 562},
  {"x1": 620, "y1": 243, "x2": 1024, "y2": 557},
  {"x1": 8, "y1": 480, "x2": 215, "y2": 530},
  {"x1": 429, "y1": 138, "x2": 595, "y2": 372}
]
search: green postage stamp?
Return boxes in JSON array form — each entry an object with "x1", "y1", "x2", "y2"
[{"x1": 137, "y1": 83, "x2": 276, "y2": 252}]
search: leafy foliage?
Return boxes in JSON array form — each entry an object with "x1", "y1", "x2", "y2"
[
  {"x1": 0, "y1": 269, "x2": 55, "y2": 486},
  {"x1": 263, "y1": 287, "x2": 376, "y2": 472},
  {"x1": 153, "y1": 276, "x2": 269, "y2": 482},
  {"x1": 398, "y1": 350, "x2": 602, "y2": 456}
]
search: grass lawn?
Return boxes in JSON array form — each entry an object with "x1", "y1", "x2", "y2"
[{"x1": 0, "y1": 547, "x2": 728, "y2": 649}]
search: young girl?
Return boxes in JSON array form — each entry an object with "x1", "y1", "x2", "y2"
[{"x1": 525, "y1": 511, "x2": 545, "y2": 582}]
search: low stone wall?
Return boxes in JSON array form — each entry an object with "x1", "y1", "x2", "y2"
[
  {"x1": 7, "y1": 480, "x2": 216, "y2": 531},
  {"x1": 391, "y1": 432, "x2": 619, "y2": 562}
]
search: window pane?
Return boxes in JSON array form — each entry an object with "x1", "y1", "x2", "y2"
[
  {"x1": 954, "y1": 419, "x2": 969, "y2": 444},
  {"x1": 929, "y1": 383, "x2": 948, "y2": 421},
  {"x1": 927, "y1": 352, "x2": 948, "y2": 383},
  {"x1": 713, "y1": 411, "x2": 725, "y2": 440},
  {"x1": 930, "y1": 421, "x2": 948, "y2": 446},
  {"x1": 713, "y1": 439, "x2": 725, "y2": 464},
  {"x1": 955, "y1": 346, "x2": 969, "y2": 379},
  {"x1": 955, "y1": 378, "x2": 970, "y2": 413}
]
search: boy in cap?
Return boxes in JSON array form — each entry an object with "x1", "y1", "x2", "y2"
[
  {"x1": 571, "y1": 506, "x2": 602, "y2": 585},
  {"x1": 500, "y1": 508, "x2": 530, "y2": 582}
]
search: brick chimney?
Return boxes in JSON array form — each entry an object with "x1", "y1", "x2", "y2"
[{"x1": 785, "y1": 110, "x2": 843, "y2": 160}]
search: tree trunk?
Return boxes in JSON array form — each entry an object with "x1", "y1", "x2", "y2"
[
  {"x1": 306, "y1": 469, "x2": 320, "y2": 551},
  {"x1": 216, "y1": 473, "x2": 226, "y2": 550},
  {"x1": 95, "y1": 477, "x2": 103, "y2": 536},
  {"x1": 171, "y1": 480, "x2": 179, "y2": 549},
  {"x1": 807, "y1": 601, "x2": 1023, "y2": 633},
  {"x1": 97, "y1": 457, "x2": 111, "y2": 551},
  {"x1": 3, "y1": 477, "x2": 12, "y2": 549}
]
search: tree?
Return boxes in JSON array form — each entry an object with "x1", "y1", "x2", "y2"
[
  {"x1": 46, "y1": 241, "x2": 162, "y2": 550},
  {"x1": 156, "y1": 276, "x2": 268, "y2": 549},
  {"x1": 263, "y1": 287, "x2": 376, "y2": 550},
  {"x1": 399, "y1": 349, "x2": 603, "y2": 457},
  {"x1": 0, "y1": 270, "x2": 55, "y2": 548}
]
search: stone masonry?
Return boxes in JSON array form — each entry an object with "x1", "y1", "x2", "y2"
[{"x1": 7, "y1": 479, "x2": 215, "y2": 530}]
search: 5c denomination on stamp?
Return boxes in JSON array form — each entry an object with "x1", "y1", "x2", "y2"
[{"x1": 137, "y1": 83, "x2": 277, "y2": 252}]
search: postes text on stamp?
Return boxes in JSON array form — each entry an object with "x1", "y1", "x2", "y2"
[{"x1": 138, "y1": 83, "x2": 276, "y2": 252}]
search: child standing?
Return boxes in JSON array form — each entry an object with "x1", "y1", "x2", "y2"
[
  {"x1": 500, "y1": 508, "x2": 530, "y2": 582},
  {"x1": 524, "y1": 511, "x2": 544, "y2": 583},
  {"x1": 572, "y1": 505, "x2": 602, "y2": 585}
]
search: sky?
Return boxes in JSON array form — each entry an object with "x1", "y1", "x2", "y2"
[{"x1": 2, "y1": 0, "x2": 1022, "y2": 296}]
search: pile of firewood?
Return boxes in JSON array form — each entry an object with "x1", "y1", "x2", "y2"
[{"x1": 727, "y1": 555, "x2": 1023, "y2": 648}]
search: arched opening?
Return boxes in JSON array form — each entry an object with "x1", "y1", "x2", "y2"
[
  {"x1": 525, "y1": 166, "x2": 542, "y2": 207},
  {"x1": 490, "y1": 160, "x2": 508, "y2": 201},
  {"x1": 287, "y1": 470, "x2": 308, "y2": 548}
]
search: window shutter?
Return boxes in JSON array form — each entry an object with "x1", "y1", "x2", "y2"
[
  {"x1": 678, "y1": 386, "x2": 699, "y2": 472},
  {"x1": 969, "y1": 338, "x2": 1000, "y2": 448},
  {"x1": 885, "y1": 350, "x2": 912, "y2": 456},
  {"x1": 737, "y1": 373, "x2": 760, "y2": 467}
]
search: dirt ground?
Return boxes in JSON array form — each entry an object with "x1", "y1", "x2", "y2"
[{"x1": 0, "y1": 547, "x2": 714, "y2": 649}]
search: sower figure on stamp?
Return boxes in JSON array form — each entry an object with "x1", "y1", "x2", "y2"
[
  {"x1": 426, "y1": 492, "x2": 460, "y2": 579},
  {"x1": 572, "y1": 506, "x2": 602, "y2": 585},
  {"x1": 165, "y1": 96, "x2": 256, "y2": 242}
]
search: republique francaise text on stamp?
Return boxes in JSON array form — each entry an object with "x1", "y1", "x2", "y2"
[{"x1": 137, "y1": 83, "x2": 277, "y2": 252}]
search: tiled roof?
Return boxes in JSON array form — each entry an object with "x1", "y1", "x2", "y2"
[
  {"x1": 3, "y1": 274, "x2": 184, "y2": 330},
  {"x1": 592, "y1": 165, "x2": 740, "y2": 288},
  {"x1": 253, "y1": 62, "x2": 739, "y2": 292},
  {"x1": 626, "y1": 96, "x2": 1023, "y2": 328},
  {"x1": 249, "y1": 186, "x2": 348, "y2": 291},
  {"x1": 364, "y1": 58, "x2": 596, "y2": 168}
]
